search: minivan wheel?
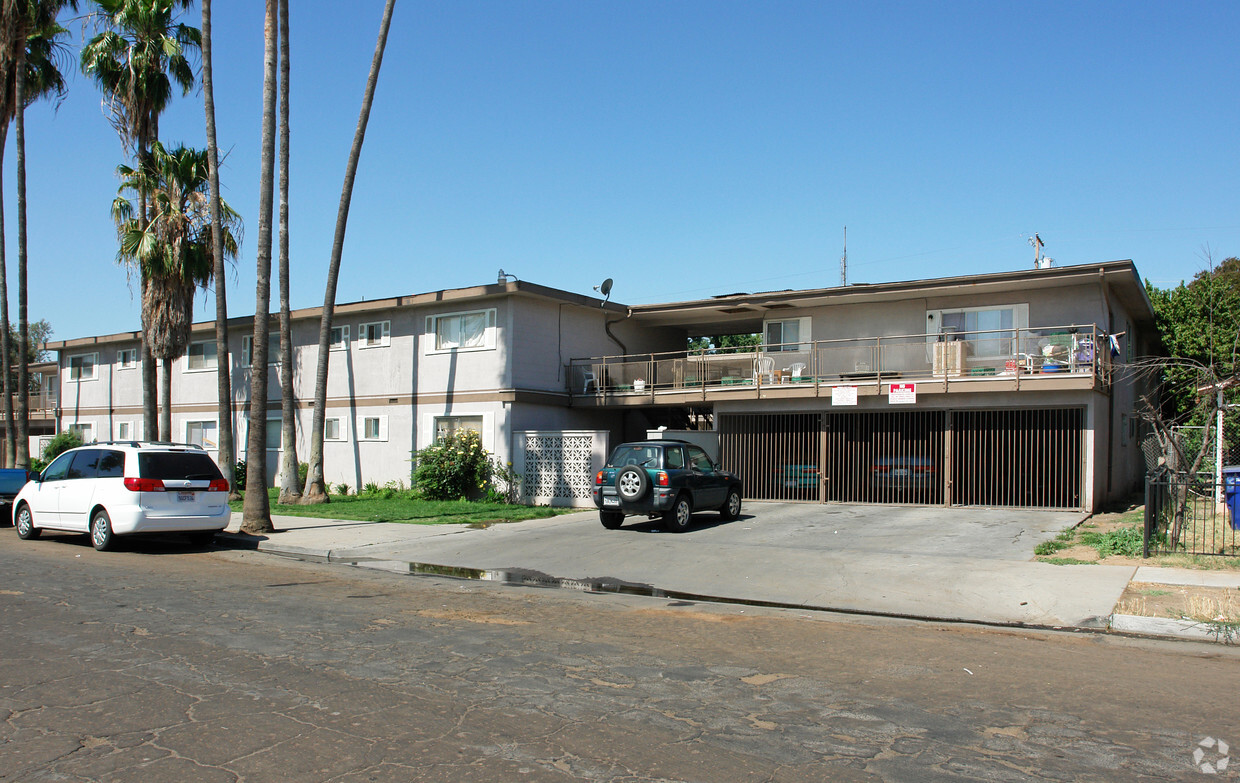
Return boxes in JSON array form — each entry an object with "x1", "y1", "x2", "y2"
[
  {"x1": 15, "y1": 504, "x2": 38, "y2": 540},
  {"x1": 663, "y1": 495, "x2": 692, "y2": 533},
  {"x1": 90, "y1": 509, "x2": 116, "y2": 552}
]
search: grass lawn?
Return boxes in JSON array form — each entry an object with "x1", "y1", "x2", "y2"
[{"x1": 230, "y1": 489, "x2": 577, "y2": 526}]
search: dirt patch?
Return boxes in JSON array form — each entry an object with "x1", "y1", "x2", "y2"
[{"x1": 1117, "y1": 582, "x2": 1240, "y2": 623}]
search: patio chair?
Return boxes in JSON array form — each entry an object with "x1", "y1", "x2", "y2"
[
  {"x1": 582, "y1": 369, "x2": 597, "y2": 393},
  {"x1": 754, "y1": 356, "x2": 775, "y2": 385}
]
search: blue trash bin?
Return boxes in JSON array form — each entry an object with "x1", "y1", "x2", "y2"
[{"x1": 1224, "y1": 466, "x2": 1240, "y2": 530}]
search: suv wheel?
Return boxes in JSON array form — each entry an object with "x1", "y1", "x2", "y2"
[
  {"x1": 15, "y1": 504, "x2": 38, "y2": 540},
  {"x1": 663, "y1": 495, "x2": 692, "y2": 533},
  {"x1": 599, "y1": 511, "x2": 624, "y2": 530},
  {"x1": 90, "y1": 509, "x2": 116, "y2": 552},
  {"x1": 615, "y1": 466, "x2": 650, "y2": 501},
  {"x1": 719, "y1": 487, "x2": 742, "y2": 521}
]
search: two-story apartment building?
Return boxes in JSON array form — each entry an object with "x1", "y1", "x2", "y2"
[{"x1": 48, "y1": 259, "x2": 1156, "y2": 512}]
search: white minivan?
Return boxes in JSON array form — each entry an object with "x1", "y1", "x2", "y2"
[{"x1": 14, "y1": 442, "x2": 231, "y2": 551}]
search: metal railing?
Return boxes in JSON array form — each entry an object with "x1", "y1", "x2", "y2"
[
  {"x1": 568, "y1": 324, "x2": 1109, "y2": 398},
  {"x1": 1144, "y1": 470, "x2": 1239, "y2": 557}
]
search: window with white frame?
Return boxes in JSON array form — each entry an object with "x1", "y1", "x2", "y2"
[
  {"x1": 329, "y1": 325, "x2": 350, "y2": 351},
  {"x1": 928, "y1": 304, "x2": 1029, "y2": 359},
  {"x1": 241, "y1": 333, "x2": 281, "y2": 366},
  {"x1": 435, "y1": 415, "x2": 483, "y2": 442},
  {"x1": 186, "y1": 420, "x2": 219, "y2": 449},
  {"x1": 428, "y1": 309, "x2": 496, "y2": 353},
  {"x1": 186, "y1": 340, "x2": 218, "y2": 371},
  {"x1": 116, "y1": 421, "x2": 132, "y2": 441},
  {"x1": 68, "y1": 422, "x2": 93, "y2": 442},
  {"x1": 324, "y1": 417, "x2": 348, "y2": 441},
  {"x1": 359, "y1": 321, "x2": 391, "y2": 349},
  {"x1": 117, "y1": 348, "x2": 138, "y2": 369},
  {"x1": 68, "y1": 353, "x2": 98, "y2": 381},
  {"x1": 763, "y1": 317, "x2": 810, "y2": 352},
  {"x1": 241, "y1": 416, "x2": 283, "y2": 453},
  {"x1": 359, "y1": 415, "x2": 387, "y2": 442}
]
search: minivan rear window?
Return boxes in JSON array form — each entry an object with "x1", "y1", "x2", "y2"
[{"x1": 138, "y1": 451, "x2": 224, "y2": 481}]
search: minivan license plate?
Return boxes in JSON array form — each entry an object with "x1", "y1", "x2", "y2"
[{"x1": 177, "y1": 491, "x2": 194, "y2": 502}]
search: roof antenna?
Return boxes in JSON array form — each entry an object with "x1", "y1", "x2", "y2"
[
  {"x1": 840, "y1": 225, "x2": 847, "y2": 286},
  {"x1": 498, "y1": 268, "x2": 517, "y2": 284},
  {"x1": 1029, "y1": 234, "x2": 1046, "y2": 269},
  {"x1": 593, "y1": 277, "x2": 613, "y2": 306}
]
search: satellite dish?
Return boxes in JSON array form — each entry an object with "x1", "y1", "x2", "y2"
[{"x1": 599, "y1": 278, "x2": 613, "y2": 297}]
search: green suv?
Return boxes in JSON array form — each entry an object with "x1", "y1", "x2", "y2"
[{"x1": 592, "y1": 440, "x2": 743, "y2": 532}]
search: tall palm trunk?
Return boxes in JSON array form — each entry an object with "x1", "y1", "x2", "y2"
[
  {"x1": 303, "y1": 0, "x2": 396, "y2": 503},
  {"x1": 0, "y1": 126, "x2": 13, "y2": 467},
  {"x1": 201, "y1": 0, "x2": 236, "y2": 496},
  {"x1": 14, "y1": 51, "x2": 27, "y2": 465},
  {"x1": 241, "y1": 0, "x2": 279, "y2": 535},
  {"x1": 275, "y1": 0, "x2": 300, "y2": 504}
]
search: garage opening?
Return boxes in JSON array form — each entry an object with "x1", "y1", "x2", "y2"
[{"x1": 718, "y1": 407, "x2": 1084, "y2": 510}]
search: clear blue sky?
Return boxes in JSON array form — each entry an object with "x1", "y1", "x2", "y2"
[{"x1": 17, "y1": 0, "x2": 1240, "y2": 343}]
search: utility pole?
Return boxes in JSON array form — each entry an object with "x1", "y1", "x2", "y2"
[
  {"x1": 840, "y1": 226, "x2": 847, "y2": 286},
  {"x1": 1030, "y1": 233, "x2": 1044, "y2": 269}
]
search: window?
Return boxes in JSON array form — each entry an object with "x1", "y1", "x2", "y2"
[
  {"x1": 97, "y1": 450, "x2": 125, "y2": 478},
  {"x1": 240, "y1": 416, "x2": 283, "y2": 453},
  {"x1": 359, "y1": 321, "x2": 391, "y2": 349},
  {"x1": 360, "y1": 415, "x2": 387, "y2": 442},
  {"x1": 186, "y1": 420, "x2": 219, "y2": 450},
  {"x1": 763, "y1": 318, "x2": 810, "y2": 352},
  {"x1": 435, "y1": 415, "x2": 482, "y2": 442},
  {"x1": 42, "y1": 451, "x2": 73, "y2": 481},
  {"x1": 117, "y1": 421, "x2": 132, "y2": 441},
  {"x1": 117, "y1": 348, "x2": 138, "y2": 369},
  {"x1": 241, "y1": 333, "x2": 281, "y2": 366},
  {"x1": 186, "y1": 340, "x2": 218, "y2": 371},
  {"x1": 67, "y1": 450, "x2": 100, "y2": 479},
  {"x1": 324, "y1": 417, "x2": 348, "y2": 442},
  {"x1": 428, "y1": 309, "x2": 496, "y2": 353},
  {"x1": 68, "y1": 422, "x2": 93, "y2": 443},
  {"x1": 687, "y1": 445, "x2": 715, "y2": 472},
  {"x1": 330, "y1": 325, "x2": 350, "y2": 351},
  {"x1": 68, "y1": 354, "x2": 98, "y2": 381},
  {"x1": 929, "y1": 304, "x2": 1028, "y2": 359}
]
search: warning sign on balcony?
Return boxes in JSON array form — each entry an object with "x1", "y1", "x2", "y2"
[
  {"x1": 831, "y1": 385, "x2": 858, "y2": 406},
  {"x1": 888, "y1": 383, "x2": 916, "y2": 404}
]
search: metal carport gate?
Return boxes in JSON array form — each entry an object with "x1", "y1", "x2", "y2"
[{"x1": 718, "y1": 408, "x2": 1084, "y2": 510}]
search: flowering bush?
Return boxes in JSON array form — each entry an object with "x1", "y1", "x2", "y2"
[{"x1": 412, "y1": 429, "x2": 493, "y2": 500}]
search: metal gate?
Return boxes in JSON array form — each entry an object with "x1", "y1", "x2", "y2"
[{"x1": 718, "y1": 407, "x2": 1084, "y2": 509}]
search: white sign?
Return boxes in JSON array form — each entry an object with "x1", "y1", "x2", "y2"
[
  {"x1": 889, "y1": 382, "x2": 916, "y2": 404},
  {"x1": 831, "y1": 385, "x2": 858, "y2": 406}
]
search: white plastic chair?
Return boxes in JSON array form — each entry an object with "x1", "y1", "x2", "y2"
[
  {"x1": 582, "y1": 369, "x2": 597, "y2": 393},
  {"x1": 754, "y1": 356, "x2": 775, "y2": 385},
  {"x1": 788, "y1": 362, "x2": 807, "y2": 381}
]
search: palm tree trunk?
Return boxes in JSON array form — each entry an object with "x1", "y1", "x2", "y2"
[
  {"x1": 303, "y1": 0, "x2": 397, "y2": 503},
  {"x1": 241, "y1": 0, "x2": 279, "y2": 535},
  {"x1": 201, "y1": 0, "x2": 237, "y2": 497},
  {"x1": 15, "y1": 56, "x2": 30, "y2": 465},
  {"x1": 276, "y1": 0, "x2": 300, "y2": 505},
  {"x1": 160, "y1": 357, "x2": 172, "y2": 440},
  {"x1": 0, "y1": 126, "x2": 14, "y2": 468}
]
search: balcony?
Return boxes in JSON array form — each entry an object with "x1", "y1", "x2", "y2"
[{"x1": 567, "y1": 325, "x2": 1111, "y2": 405}]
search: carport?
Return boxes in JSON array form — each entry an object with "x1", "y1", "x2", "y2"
[{"x1": 718, "y1": 407, "x2": 1084, "y2": 510}]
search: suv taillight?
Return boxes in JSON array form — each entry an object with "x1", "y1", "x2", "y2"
[
  {"x1": 124, "y1": 477, "x2": 165, "y2": 492},
  {"x1": 208, "y1": 478, "x2": 229, "y2": 492},
  {"x1": 655, "y1": 471, "x2": 669, "y2": 487},
  {"x1": 595, "y1": 471, "x2": 606, "y2": 485}
]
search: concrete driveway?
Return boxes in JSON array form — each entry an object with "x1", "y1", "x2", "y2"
[{"x1": 291, "y1": 501, "x2": 1136, "y2": 629}]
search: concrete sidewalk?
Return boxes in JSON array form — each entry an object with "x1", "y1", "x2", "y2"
[{"x1": 213, "y1": 506, "x2": 1226, "y2": 635}]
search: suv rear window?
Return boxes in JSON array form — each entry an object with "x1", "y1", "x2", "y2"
[
  {"x1": 138, "y1": 451, "x2": 224, "y2": 481},
  {"x1": 608, "y1": 444, "x2": 662, "y2": 468}
]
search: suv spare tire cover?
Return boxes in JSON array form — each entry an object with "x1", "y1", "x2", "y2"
[{"x1": 615, "y1": 466, "x2": 650, "y2": 501}]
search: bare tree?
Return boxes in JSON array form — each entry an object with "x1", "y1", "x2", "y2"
[{"x1": 302, "y1": 0, "x2": 396, "y2": 503}]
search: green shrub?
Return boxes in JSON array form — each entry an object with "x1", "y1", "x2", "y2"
[
  {"x1": 486, "y1": 458, "x2": 522, "y2": 504},
  {"x1": 1035, "y1": 539, "x2": 1069, "y2": 556},
  {"x1": 234, "y1": 460, "x2": 248, "y2": 489},
  {"x1": 362, "y1": 481, "x2": 380, "y2": 495},
  {"x1": 42, "y1": 431, "x2": 83, "y2": 463},
  {"x1": 1079, "y1": 526, "x2": 1144, "y2": 558},
  {"x1": 412, "y1": 429, "x2": 493, "y2": 501},
  {"x1": 334, "y1": 482, "x2": 350, "y2": 496},
  {"x1": 298, "y1": 461, "x2": 309, "y2": 486}
]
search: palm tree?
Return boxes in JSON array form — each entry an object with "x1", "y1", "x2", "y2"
[
  {"x1": 302, "y1": 0, "x2": 397, "y2": 503},
  {"x1": 241, "y1": 0, "x2": 277, "y2": 535},
  {"x1": 0, "y1": 0, "x2": 72, "y2": 466},
  {"x1": 199, "y1": 0, "x2": 236, "y2": 496},
  {"x1": 275, "y1": 0, "x2": 299, "y2": 504},
  {"x1": 81, "y1": 0, "x2": 200, "y2": 441},
  {"x1": 112, "y1": 141, "x2": 241, "y2": 439}
]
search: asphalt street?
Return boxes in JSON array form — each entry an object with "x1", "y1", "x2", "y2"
[{"x1": 2, "y1": 533, "x2": 1237, "y2": 782}]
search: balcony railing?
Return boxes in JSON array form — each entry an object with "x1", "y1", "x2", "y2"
[{"x1": 568, "y1": 325, "x2": 1111, "y2": 399}]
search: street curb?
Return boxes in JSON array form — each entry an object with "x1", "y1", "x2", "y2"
[{"x1": 1110, "y1": 613, "x2": 1237, "y2": 644}]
